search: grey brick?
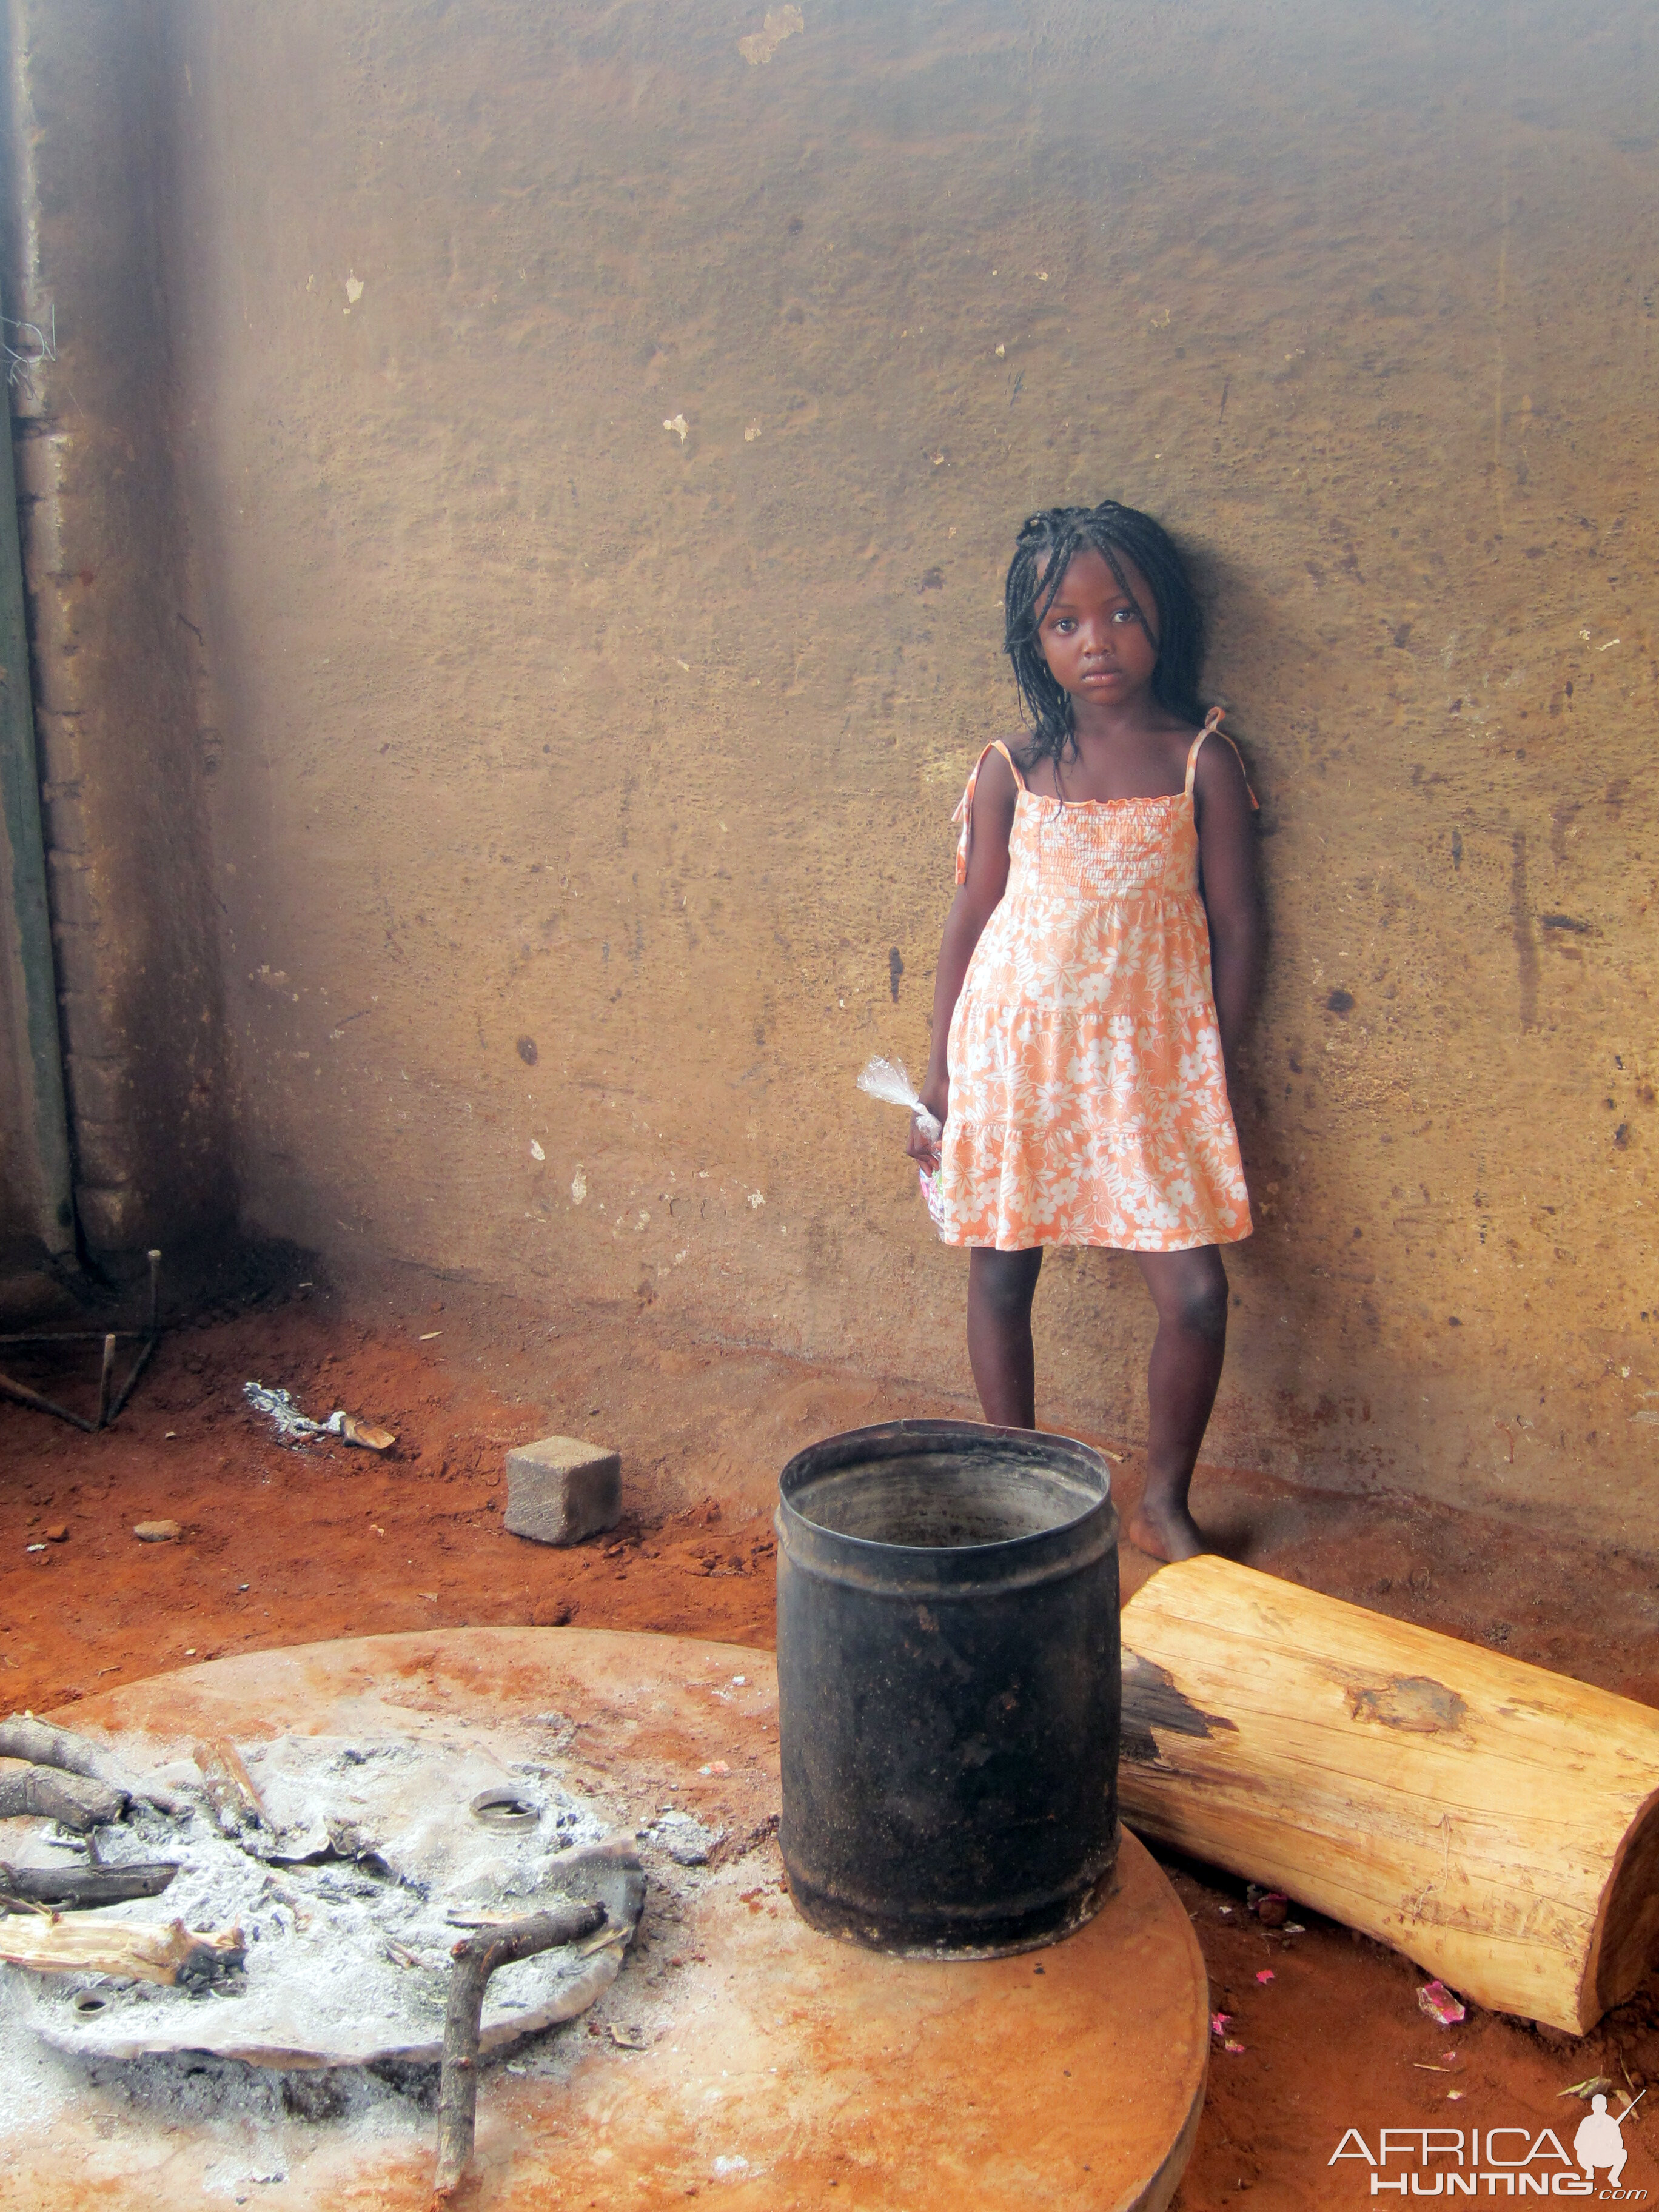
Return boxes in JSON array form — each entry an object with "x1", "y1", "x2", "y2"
[{"x1": 504, "y1": 1434, "x2": 621, "y2": 1547}]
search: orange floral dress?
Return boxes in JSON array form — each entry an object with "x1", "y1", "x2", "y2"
[{"x1": 939, "y1": 712, "x2": 1253, "y2": 1253}]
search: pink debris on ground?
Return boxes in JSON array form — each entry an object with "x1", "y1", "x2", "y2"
[{"x1": 1418, "y1": 1980, "x2": 1467, "y2": 2026}]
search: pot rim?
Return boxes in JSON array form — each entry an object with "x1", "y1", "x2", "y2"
[{"x1": 777, "y1": 1416, "x2": 1116, "y2": 1564}]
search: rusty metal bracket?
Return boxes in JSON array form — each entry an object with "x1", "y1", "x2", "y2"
[{"x1": 0, "y1": 1248, "x2": 162, "y2": 1432}]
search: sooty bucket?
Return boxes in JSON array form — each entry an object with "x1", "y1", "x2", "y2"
[{"x1": 776, "y1": 1419, "x2": 1120, "y2": 1958}]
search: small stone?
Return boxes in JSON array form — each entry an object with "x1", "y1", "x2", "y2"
[
  {"x1": 133, "y1": 1519, "x2": 183, "y2": 1543},
  {"x1": 504, "y1": 1435, "x2": 620, "y2": 1547},
  {"x1": 44, "y1": 1525, "x2": 68, "y2": 1543}
]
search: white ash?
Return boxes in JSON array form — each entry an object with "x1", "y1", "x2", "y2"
[
  {"x1": 242, "y1": 1381, "x2": 338, "y2": 1446},
  {"x1": 639, "y1": 1808, "x2": 724, "y2": 1866},
  {"x1": 0, "y1": 1912, "x2": 426, "y2": 2182},
  {"x1": 6, "y1": 1732, "x2": 635, "y2": 2073}
]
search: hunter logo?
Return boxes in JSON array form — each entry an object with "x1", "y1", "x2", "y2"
[{"x1": 1329, "y1": 2116, "x2": 1647, "y2": 2198}]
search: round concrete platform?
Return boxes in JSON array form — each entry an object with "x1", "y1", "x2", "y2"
[{"x1": 6, "y1": 1630, "x2": 1208, "y2": 2211}]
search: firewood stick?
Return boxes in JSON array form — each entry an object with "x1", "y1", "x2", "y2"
[
  {"x1": 431, "y1": 1899, "x2": 605, "y2": 2203},
  {"x1": 0, "y1": 1758, "x2": 125, "y2": 1830},
  {"x1": 0, "y1": 1713, "x2": 188, "y2": 1817},
  {"x1": 193, "y1": 1738, "x2": 270, "y2": 1834},
  {"x1": 0, "y1": 1912, "x2": 244, "y2": 1985},
  {"x1": 0, "y1": 1890, "x2": 53, "y2": 1919},
  {"x1": 0, "y1": 1858, "x2": 178, "y2": 1909}
]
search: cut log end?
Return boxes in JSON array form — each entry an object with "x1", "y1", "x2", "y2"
[{"x1": 1590, "y1": 1784, "x2": 1659, "y2": 2022}]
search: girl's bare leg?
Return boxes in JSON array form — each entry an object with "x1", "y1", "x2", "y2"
[
  {"x1": 1126, "y1": 1246, "x2": 1229, "y2": 1563},
  {"x1": 967, "y1": 1247, "x2": 1044, "y2": 1427}
]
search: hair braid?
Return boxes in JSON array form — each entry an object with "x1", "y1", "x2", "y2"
[{"x1": 1002, "y1": 500, "x2": 1209, "y2": 773}]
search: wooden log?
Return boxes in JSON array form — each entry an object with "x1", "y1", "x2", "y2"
[
  {"x1": 431, "y1": 1899, "x2": 605, "y2": 2204},
  {"x1": 1118, "y1": 1557, "x2": 1659, "y2": 2033},
  {"x1": 0, "y1": 1712, "x2": 188, "y2": 1815},
  {"x1": 193, "y1": 1737, "x2": 270, "y2": 1837},
  {"x1": 0, "y1": 1858, "x2": 179, "y2": 1909},
  {"x1": 0, "y1": 1715, "x2": 108, "y2": 1773},
  {"x1": 0, "y1": 1912, "x2": 244, "y2": 1986},
  {"x1": 0, "y1": 1758, "x2": 125, "y2": 1830}
]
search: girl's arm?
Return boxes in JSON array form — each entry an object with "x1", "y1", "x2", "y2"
[
  {"x1": 1193, "y1": 739, "x2": 1262, "y2": 1088},
  {"x1": 908, "y1": 748, "x2": 1019, "y2": 1167}
]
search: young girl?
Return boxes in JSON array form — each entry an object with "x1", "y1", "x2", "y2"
[{"x1": 907, "y1": 501, "x2": 1260, "y2": 1562}]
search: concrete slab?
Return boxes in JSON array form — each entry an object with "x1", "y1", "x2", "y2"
[{"x1": 1, "y1": 1629, "x2": 1208, "y2": 2211}]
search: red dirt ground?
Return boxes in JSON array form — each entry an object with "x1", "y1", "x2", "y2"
[{"x1": 2, "y1": 1269, "x2": 1656, "y2": 2208}]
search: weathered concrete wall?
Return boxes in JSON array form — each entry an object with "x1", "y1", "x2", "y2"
[{"x1": 16, "y1": 1, "x2": 1659, "y2": 1519}]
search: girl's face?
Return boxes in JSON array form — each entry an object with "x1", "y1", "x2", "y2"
[{"x1": 1034, "y1": 546, "x2": 1159, "y2": 706}]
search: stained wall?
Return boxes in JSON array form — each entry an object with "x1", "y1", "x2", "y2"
[
  {"x1": 4, "y1": 0, "x2": 232, "y2": 1263},
  {"x1": 12, "y1": 1, "x2": 1658, "y2": 1520}
]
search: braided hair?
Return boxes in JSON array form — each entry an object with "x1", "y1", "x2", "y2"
[{"x1": 1003, "y1": 501, "x2": 1208, "y2": 773}]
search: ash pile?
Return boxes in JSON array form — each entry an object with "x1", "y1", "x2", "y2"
[{"x1": 0, "y1": 1709, "x2": 663, "y2": 2186}]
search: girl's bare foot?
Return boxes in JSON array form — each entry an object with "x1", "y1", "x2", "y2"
[{"x1": 1125, "y1": 1502, "x2": 1207, "y2": 1564}]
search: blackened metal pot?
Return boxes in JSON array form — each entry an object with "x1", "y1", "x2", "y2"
[{"x1": 776, "y1": 1418, "x2": 1120, "y2": 1958}]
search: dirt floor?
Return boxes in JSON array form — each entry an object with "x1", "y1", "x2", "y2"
[{"x1": 2, "y1": 1267, "x2": 1657, "y2": 2208}]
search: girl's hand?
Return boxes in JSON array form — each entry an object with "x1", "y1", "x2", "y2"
[{"x1": 907, "y1": 1076, "x2": 948, "y2": 1171}]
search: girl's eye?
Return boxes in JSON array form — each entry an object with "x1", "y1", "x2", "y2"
[
  {"x1": 1112, "y1": 607, "x2": 1136, "y2": 623},
  {"x1": 1054, "y1": 617, "x2": 1076, "y2": 633}
]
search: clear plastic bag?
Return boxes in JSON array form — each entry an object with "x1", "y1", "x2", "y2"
[{"x1": 856, "y1": 1056, "x2": 946, "y2": 1232}]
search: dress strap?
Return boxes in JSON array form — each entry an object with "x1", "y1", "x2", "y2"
[
  {"x1": 1184, "y1": 706, "x2": 1259, "y2": 810},
  {"x1": 953, "y1": 740, "x2": 1025, "y2": 883}
]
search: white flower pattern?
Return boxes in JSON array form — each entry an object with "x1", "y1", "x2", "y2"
[{"x1": 939, "y1": 721, "x2": 1253, "y2": 1253}]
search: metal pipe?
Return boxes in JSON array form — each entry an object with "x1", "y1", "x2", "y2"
[
  {"x1": 0, "y1": 1250, "x2": 161, "y2": 1429},
  {"x1": 0, "y1": 1366, "x2": 95, "y2": 1430},
  {"x1": 106, "y1": 1333, "x2": 157, "y2": 1425},
  {"x1": 0, "y1": 341, "x2": 75, "y2": 1263},
  {"x1": 0, "y1": 1330, "x2": 150, "y2": 1346},
  {"x1": 95, "y1": 1333, "x2": 116, "y2": 1427}
]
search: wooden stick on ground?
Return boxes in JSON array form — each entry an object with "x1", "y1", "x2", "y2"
[
  {"x1": 193, "y1": 1738, "x2": 271, "y2": 1836},
  {"x1": 0, "y1": 1758, "x2": 125, "y2": 1830},
  {"x1": 0, "y1": 1912, "x2": 244, "y2": 1986},
  {"x1": 432, "y1": 1899, "x2": 605, "y2": 2204},
  {"x1": 0, "y1": 1712, "x2": 189, "y2": 1817},
  {"x1": 0, "y1": 1858, "x2": 179, "y2": 1909}
]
